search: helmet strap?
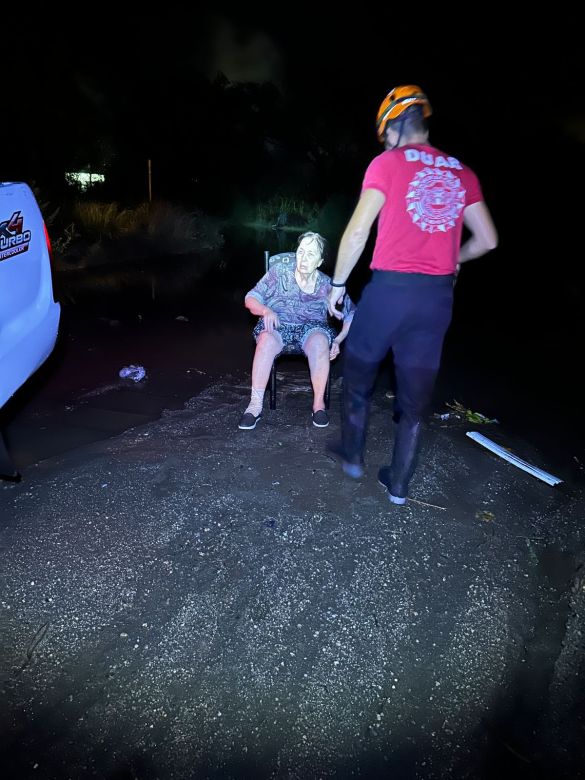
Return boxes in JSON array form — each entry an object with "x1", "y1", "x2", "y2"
[{"x1": 385, "y1": 115, "x2": 407, "y2": 150}]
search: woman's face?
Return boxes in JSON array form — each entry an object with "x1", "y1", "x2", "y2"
[{"x1": 296, "y1": 237, "x2": 323, "y2": 275}]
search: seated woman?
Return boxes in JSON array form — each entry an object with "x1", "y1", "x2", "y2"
[{"x1": 239, "y1": 232, "x2": 355, "y2": 430}]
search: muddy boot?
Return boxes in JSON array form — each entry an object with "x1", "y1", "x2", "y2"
[
  {"x1": 341, "y1": 353, "x2": 378, "y2": 472},
  {"x1": 378, "y1": 419, "x2": 422, "y2": 504}
]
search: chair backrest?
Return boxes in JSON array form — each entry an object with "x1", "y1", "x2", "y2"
[
  {"x1": 264, "y1": 251, "x2": 296, "y2": 274},
  {"x1": 262, "y1": 250, "x2": 303, "y2": 356}
]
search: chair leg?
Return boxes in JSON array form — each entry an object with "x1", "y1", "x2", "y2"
[
  {"x1": 270, "y1": 362, "x2": 277, "y2": 410},
  {"x1": 325, "y1": 373, "x2": 331, "y2": 410}
]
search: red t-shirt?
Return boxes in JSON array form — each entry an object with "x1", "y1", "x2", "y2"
[{"x1": 362, "y1": 144, "x2": 483, "y2": 275}]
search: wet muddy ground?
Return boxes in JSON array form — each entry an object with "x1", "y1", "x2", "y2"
[{"x1": 1, "y1": 314, "x2": 584, "y2": 778}]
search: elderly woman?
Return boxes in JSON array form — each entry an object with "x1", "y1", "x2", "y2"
[{"x1": 239, "y1": 232, "x2": 355, "y2": 430}]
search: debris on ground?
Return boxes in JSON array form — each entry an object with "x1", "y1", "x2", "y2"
[
  {"x1": 118, "y1": 365, "x2": 147, "y2": 382},
  {"x1": 443, "y1": 399, "x2": 499, "y2": 424},
  {"x1": 467, "y1": 431, "x2": 563, "y2": 486}
]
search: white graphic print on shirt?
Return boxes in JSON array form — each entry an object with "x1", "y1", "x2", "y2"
[{"x1": 405, "y1": 167, "x2": 466, "y2": 234}]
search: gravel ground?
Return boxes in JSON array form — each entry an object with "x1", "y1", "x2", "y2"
[{"x1": 1, "y1": 370, "x2": 584, "y2": 779}]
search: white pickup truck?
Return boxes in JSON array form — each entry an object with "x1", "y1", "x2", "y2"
[{"x1": 0, "y1": 182, "x2": 61, "y2": 478}]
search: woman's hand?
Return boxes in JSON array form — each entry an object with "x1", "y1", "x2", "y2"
[
  {"x1": 329, "y1": 339, "x2": 341, "y2": 361},
  {"x1": 262, "y1": 307, "x2": 280, "y2": 332}
]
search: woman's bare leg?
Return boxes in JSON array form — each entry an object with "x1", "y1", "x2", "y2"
[
  {"x1": 303, "y1": 331, "x2": 330, "y2": 412},
  {"x1": 245, "y1": 331, "x2": 283, "y2": 415}
]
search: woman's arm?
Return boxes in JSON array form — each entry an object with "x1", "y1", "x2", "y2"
[
  {"x1": 245, "y1": 268, "x2": 282, "y2": 332},
  {"x1": 245, "y1": 295, "x2": 280, "y2": 332},
  {"x1": 335, "y1": 315, "x2": 353, "y2": 344},
  {"x1": 329, "y1": 315, "x2": 354, "y2": 360}
]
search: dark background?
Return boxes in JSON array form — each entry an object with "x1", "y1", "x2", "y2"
[{"x1": 3, "y1": 8, "x2": 584, "y2": 453}]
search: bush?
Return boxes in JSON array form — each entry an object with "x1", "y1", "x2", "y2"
[
  {"x1": 47, "y1": 200, "x2": 225, "y2": 308},
  {"x1": 64, "y1": 201, "x2": 224, "y2": 261},
  {"x1": 234, "y1": 195, "x2": 320, "y2": 230}
]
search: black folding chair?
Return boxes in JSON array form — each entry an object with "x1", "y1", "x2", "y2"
[{"x1": 264, "y1": 250, "x2": 331, "y2": 411}]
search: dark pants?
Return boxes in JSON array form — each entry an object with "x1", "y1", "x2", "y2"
[{"x1": 342, "y1": 270, "x2": 454, "y2": 497}]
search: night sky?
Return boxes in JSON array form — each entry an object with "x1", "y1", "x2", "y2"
[
  {"x1": 11, "y1": 10, "x2": 582, "y2": 200},
  {"x1": 6, "y1": 9, "x2": 584, "y2": 325}
]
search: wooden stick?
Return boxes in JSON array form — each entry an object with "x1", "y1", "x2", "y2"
[{"x1": 408, "y1": 497, "x2": 447, "y2": 510}]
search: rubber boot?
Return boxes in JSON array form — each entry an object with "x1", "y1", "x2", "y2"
[
  {"x1": 341, "y1": 356, "x2": 378, "y2": 474},
  {"x1": 379, "y1": 419, "x2": 422, "y2": 504}
]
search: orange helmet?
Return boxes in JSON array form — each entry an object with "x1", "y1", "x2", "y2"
[{"x1": 376, "y1": 85, "x2": 432, "y2": 142}]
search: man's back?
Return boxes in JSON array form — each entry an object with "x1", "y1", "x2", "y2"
[{"x1": 363, "y1": 143, "x2": 483, "y2": 275}]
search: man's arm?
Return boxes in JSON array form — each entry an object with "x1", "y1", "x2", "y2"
[
  {"x1": 328, "y1": 188, "x2": 385, "y2": 319},
  {"x1": 458, "y1": 201, "x2": 498, "y2": 266}
]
